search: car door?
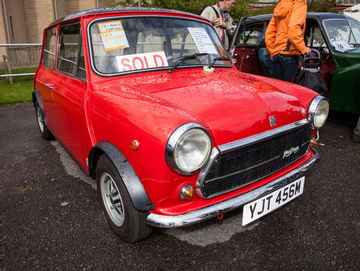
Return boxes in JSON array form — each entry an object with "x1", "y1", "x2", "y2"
[
  {"x1": 231, "y1": 18, "x2": 266, "y2": 76},
  {"x1": 35, "y1": 26, "x2": 58, "y2": 131},
  {"x1": 304, "y1": 18, "x2": 337, "y2": 89},
  {"x1": 51, "y1": 21, "x2": 91, "y2": 169}
]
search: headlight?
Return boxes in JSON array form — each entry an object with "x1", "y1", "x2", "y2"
[
  {"x1": 308, "y1": 96, "x2": 329, "y2": 129},
  {"x1": 166, "y1": 123, "x2": 212, "y2": 175}
]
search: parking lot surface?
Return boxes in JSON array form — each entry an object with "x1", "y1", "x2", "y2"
[{"x1": 1, "y1": 103, "x2": 359, "y2": 270}]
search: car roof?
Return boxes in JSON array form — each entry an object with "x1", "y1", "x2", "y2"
[
  {"x1": 247, "y1": 12, "x2": 351, "y2": 22},
  {"x1": 50, "y1": 7, "x2": 204, "y2": 26}
]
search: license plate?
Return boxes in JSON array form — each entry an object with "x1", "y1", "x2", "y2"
[{"x1": 242, "y1": 177, "x2": 305, "y2": 226}]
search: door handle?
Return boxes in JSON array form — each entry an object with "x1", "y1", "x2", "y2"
[{"x1": 44, "y1": 83, "x2": 54, "y2": 89}]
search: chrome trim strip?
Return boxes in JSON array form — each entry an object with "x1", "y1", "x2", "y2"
[
  {"x1": 195, "y1": 119, "x2": 309, "y2": 198},
  {"x1": 219, "y1": 119, "x2": 309, "y2": 154},
  {"x1": 195, "y1": 147, "x2": 220, "y2": 196},
  {"x1": 307, "y1": 96, "x2": 327, "y2": 129},
  {"x1": 146, "y1": 148, "x2": 319, "y2": 228}
]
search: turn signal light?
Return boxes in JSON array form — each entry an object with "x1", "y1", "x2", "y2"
[
  {"x1": 311, "y1": 139, "x2": 318, "y2": 147},
  {"x1": 179, "y1": 184, "x2": 194, "y2": 200},
  {"x1": 130, "y1": 140, "x2": 139, "y2": 151}
]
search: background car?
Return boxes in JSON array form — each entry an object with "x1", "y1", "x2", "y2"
[{"x1": 230, "y1": 12, "x2": 360, "y2": 116}]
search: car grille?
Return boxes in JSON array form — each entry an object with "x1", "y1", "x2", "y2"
[{"x1": 199, "y1": 124, "x2": 311, "y2": 198}]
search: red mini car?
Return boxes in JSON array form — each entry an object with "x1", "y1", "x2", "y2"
[{"x1": 33, "y1": 8, "x2": 329, "y2": 242}]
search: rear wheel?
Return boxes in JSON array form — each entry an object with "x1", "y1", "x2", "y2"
[
  {"x1": 34, "y1": 101, "x2": 54, "y2": 140},
  {"x1": 96, "y1": 155, "x2": 152, "y2": 243}
]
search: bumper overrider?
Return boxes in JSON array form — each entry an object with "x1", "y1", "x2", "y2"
[{"x1": 146, "y1": 148, "x2": 320, "y2": 228}]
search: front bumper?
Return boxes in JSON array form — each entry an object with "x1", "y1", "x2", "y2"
[{"x1": 146, "y1": 148, "x2": 320, "y2": 228}]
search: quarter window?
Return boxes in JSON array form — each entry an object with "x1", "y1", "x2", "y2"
[
  {"x1": 235, "y1": 22, "x2": 265, "y2": 46},
  {"x1": 42, "y1": 27, "x2": 57, "y2": 69},
  {"x1": 57, "y1": 22, "x2": 86, "y2": 80}
]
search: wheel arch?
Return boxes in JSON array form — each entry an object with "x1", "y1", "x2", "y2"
[
  {"x1": 32, "y1": 90, "x2": 43, "y2": 108},
  {"x1": 89, "y1": 141, "x2": 154, "y2": 212}
]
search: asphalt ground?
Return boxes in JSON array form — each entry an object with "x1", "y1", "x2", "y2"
[{"x1": 1, "y1": 102, "x2": 359, "y2": 270}]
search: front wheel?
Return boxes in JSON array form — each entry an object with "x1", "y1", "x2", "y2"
[{"x1": 96, "y1": 155, "x2": 152, "y2": 243}]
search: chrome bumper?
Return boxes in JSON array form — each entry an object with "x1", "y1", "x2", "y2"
[{"x1": 146, "y1": 149, "x2": 320, "y2": 228}]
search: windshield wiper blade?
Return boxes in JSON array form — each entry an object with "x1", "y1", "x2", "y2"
[
  {"x1": 168, "y1": 53, "x2": 209, "y2": 73},
  {"x1": 209, "y1": 56, "x2": 231, "y2": 68}
]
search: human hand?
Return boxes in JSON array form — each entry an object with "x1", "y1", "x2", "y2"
[{"x1": 213, "y1": 18, "x2": 227, "y2": 28}]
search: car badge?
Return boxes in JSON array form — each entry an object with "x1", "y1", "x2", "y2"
[
  {"x1": 283, "y1": 146, "x2": 300, "y2": 159},
  {"x1": 269, "y1": 116, "x2": 277, "y2": 127}
]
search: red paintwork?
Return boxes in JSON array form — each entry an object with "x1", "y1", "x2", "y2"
[{"x1": 35, "y1": 9, "x2": 319, "y2": 217}]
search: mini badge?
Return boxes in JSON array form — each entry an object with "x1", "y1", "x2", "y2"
[{"x1": 269, "y1": 115, "x2": 277, "y2": 127}]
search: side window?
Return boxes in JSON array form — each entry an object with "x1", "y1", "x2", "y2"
[
  {"x1": 42, "y1": 27, "x2": 57, "y2": 69},
  {"x1": 57, "y1": 22, "x2": 86, "y2": 80},
  {"x1": 235, "y1": 22, "x2": 265, "y2": 46},
  {"x1": 305, "y1": 20, "x2": 326, "y2": 48}
]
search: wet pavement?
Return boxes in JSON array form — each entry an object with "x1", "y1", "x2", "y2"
[{"x1": 1, "y1": 102, "x2": 359, "y2": 270}]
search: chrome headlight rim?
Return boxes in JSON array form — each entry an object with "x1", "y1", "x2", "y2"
[
  {"x1": 166, "y1": 122, "x2": 212, "y2": 176},
  {"x1": 308, "y1": 96, "x2": 329, "y2": 129}
]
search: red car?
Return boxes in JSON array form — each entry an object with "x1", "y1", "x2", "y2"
[{"x1": 33, "y1": 8, "x2": 329, "y2": 242}]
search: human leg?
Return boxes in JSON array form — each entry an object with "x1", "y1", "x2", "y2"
[{"x1": 279, "y1": 54, "x2": 300, "y2": 82}]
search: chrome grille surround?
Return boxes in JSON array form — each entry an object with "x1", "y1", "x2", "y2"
[{"x1": 196, "y1": 119, "x2": 311, "y2": 199}]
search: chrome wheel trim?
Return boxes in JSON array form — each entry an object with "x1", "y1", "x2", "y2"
[
  {"x1": 36, "y1": 107, "x2": 45, "y2": 133},
  {"x1": 100, "y1": 172, "x2": 125, "y2": 227}
]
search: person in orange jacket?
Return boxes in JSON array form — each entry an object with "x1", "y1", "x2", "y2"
[{"x1": 265, "y1": 0, "x2": 311, "y2": 82}]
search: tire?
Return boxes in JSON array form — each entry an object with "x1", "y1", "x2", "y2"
[
  {"x1": 34, "y1": 101, "x2": 54, "y2": 140},
  {"x1": 96, "y1": 155, "x2": 152, "y2": 243}
]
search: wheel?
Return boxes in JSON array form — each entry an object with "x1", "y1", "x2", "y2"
[
  {"x1": 34, "y1": 101, "x2": 54, "y2": 140},
  {"x1": 96, "y1": 155, "x2": 152, "y2": 243}
]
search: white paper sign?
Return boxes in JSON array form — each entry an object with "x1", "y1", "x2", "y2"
[
  {"x1": 98, "y1": 20, "x2": 129, "y2": 51},
  {"x1": 332, "y1": 40, "x2": 352, "y2": 52},
  {"x1": 115, "y1": 51, "x2": 169, "y2": 72},
  {"x1": 188, "y1": 27, "x2": 218, "y2": 54}
]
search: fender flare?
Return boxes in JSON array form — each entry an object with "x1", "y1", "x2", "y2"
[
  {"x1": 89, "y1": 141, "x2": 154, "y2": 211},
  {"x1": 33, "y1": 90, "x2": 44, "y2": 111}
]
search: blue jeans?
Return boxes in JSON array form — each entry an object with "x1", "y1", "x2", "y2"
[
  {"x1": 258, "y1": 48, "x2": 275, "y2": 78},
  {"x1": 271, "y1": 54, "x2": 300, "y2": 82}
]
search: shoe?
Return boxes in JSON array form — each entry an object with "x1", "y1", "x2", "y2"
[{"x1": 352, "y1": 133, "x2": 360, "y2": 143}]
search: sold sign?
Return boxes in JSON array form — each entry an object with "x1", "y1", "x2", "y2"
[{"x1": 116, "y1": 51, "x2": 168, "y2": 72}]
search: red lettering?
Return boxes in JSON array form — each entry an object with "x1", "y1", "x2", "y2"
[
  {"x1": 132, "y1": 57, "x2": 145, "y2": 70},
  {"x1": 143, "y1": 56, "x2": 149, "y2": 69},
  {"x1": 153, "y1": 55, "x2": 165, "y2": 67},
  {"x1": 121, "y1": 58, "x2": 132, "y2": 71}
]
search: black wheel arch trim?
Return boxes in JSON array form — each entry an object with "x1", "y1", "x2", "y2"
[
  {"x1": 89, "y1": 141, "x2": 155, "y2": 211},
  {"x1": 33, "y1": 90, "x2": 44, "y2": 111}
]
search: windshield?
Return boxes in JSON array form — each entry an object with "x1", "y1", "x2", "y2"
[
  {"x1": 89, "y1": 17, "x2": 230, "y2": 75},
  {"x1": 323, "y1": 19, "x2": 360, "y2": 52}
]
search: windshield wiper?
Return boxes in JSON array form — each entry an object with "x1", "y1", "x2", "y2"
[
  {"x1": 168, "y1": 53, "x2": 209, "y2": 73},
  {"x1": 209, "y1": 56, "x2": 231, "y2": 68}
]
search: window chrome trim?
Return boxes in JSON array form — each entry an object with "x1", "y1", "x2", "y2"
[
  {"x1": 87, "y1": 15, "x2": 230, "y2": 77},
  {"x1": 196, "y1": 119, "x2": 310, "y2": 199}
]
